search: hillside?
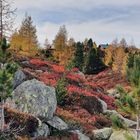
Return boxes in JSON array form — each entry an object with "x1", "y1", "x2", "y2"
[{"x1": 2, "y1": 57, "x2": 136, "y2": 140}]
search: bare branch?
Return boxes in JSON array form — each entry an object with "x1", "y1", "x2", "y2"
[{"x1": 0, "y1": 0, "x2": 16, "y2": 40}]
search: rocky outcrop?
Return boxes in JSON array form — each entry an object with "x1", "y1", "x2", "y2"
[
  {"x1": 77, "y1": 71, "x2": 85, "y2": 79},
  {"x1": 46, "y1": 116, "x2": 68, "y2": 130},
  {"x1": 8, "y1": 79, "x2": 57, "y2": 119},
  {"x1": 105, "y1": 110, "x2": 137, "y2": 127},
  {"x1": 98, "y1": 99, "x2": 107, "y2": 113},
  {"x1": 109, "y1": 130, "x2": 137, "y2": 140},
  {"x1": 107, "y1": 89, "x2": 120, "y2": 99},
  {"x1": 93, "y1": 127, "x2": 113, "y2": 140},
  {"x1": 34, "y1": 122, "x2": 50, "y2": 137},
  {"x1": 13, "y1": 70, "x2": 26, "y2": 89},
  {"x1": 82, "y1": 96, "x2": 103, "y2": 114},
  {"x1": 71, "y1": 130, "x2": 90, "y2": 140}
]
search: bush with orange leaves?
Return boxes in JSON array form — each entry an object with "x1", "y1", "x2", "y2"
[{"x1": 4, "y1": 107, "x2": 38, "y2": 136}]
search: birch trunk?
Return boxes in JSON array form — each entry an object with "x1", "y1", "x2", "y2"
[
  {"x1": 136, "y1": 110, "x2": 140, "y2": 140},
  {"x1": 0, "y1": 100, "x2": 4, "y2": 131}
]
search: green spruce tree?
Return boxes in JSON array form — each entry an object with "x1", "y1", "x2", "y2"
[
  {"x1": 116, "y1": 55, "x2": 140, "y2": 140},
  {"x1": 0, "y1": 38, "x2": 18, "y2": 131},
  {"x1": 84, "y1": 39, "x2": 106, "y2": 74},
  {"x1": 73, "y1": 42, "x2": 84, "y2": 71}
]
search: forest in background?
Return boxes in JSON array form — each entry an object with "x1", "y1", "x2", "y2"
[{"x1": 0, "y1": 0, "x2": 140, "y2": 140}]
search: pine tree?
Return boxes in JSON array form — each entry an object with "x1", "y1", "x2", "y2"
[
  {"x1": 53, "y1": 25, "x2": 68, "y2": 63},
  {"x1": 0, "y1": 38, "x2": 18, "y2": 131},
  {"x1": 84, "y1": 39, "x2": 106, "y2": 74},
  {"x1": 87, "y1": 38, "x2": 93, "y2": 49},
  {"x1": 10, "y1": 14, "x2": 38, "y2": 56},
  {"x1": 44, "y1": 37, "x2": 50, "y2": 49},
  {"x1": 84, "y1": 47, "x2": 97, "y2": 74},
  {"x1": 116, "y1": 56, "x2": 140, "y2": 140},
  {"x1": 120, "y1": 38, "x2": 127, "y2": 47},
  {"x1": 56, "y1": 77, "x2": 67, "y2": 106},
  {"x1": 127, "y1": 53, "x2": 135, "y2": 69},
  {"x1": 53, "y1": 25, "x2": 67, "y2": 51},
  {"x1": 73, "y1": 42, "x2": 84, "y2": 71}
]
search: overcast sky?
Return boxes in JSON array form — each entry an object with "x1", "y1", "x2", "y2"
[{"x1": 13, "y1": 0, "x2": 140, "y2": 47}]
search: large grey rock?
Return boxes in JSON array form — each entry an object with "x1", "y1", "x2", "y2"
[
  {"x1": 71, "y1": 130, "x2": 90, "y2": 140},
  {"x1": 13, "y1": 70, "x2": 26, "y2": 89},
  {"x1": 8, "y1": 79, "x2": 57, "y2": 119},
  {"x1": 107, "y1": 89, "x2": 120, "y2": 99},
  {"x1": 35, "y1": 122, "x2": 50, "y2": 137},
  {"x1": 93, "y1": 128, "x2": 113, "y2": 140},
  {"x1": 98, "y1": 99, "x2": 107, "y2": 113},
  {"x1": 77, "y1": 71, "x2": 85, "y2": 79},
  {"x1": 109, "y1": 130, "x2": 137, "y2": 140},
  {"x1": 21, "y1": 60, "x2": 30, "y2": 65},
  {"x1": 105, "y1": 110, "x2": 137, "y2": 127},
  {"x1": 47, "y1": 116, "x2": 68, "y2": 130}
]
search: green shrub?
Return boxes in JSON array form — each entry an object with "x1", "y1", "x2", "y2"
[
  {"x1": 56, "y1": 77, "x2": 67, "y2": 105},
  {"x1": 124, "y1": 132, "x2": 135, "y2": 140},
  {"x1": 111, "y1": 115, "x2": 124, "y2": 129}
]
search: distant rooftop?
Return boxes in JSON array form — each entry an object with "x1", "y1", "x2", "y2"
[{"x1": 99, "y1": 44, "x2": 109, "y2": 49}]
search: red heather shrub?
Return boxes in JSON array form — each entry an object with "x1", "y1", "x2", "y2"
[
  {"x1": 51, "y1": 64, "x2": 65, "y2": 73},
  {"x1": 66, "y1": 85, "x2": 96, "y2": 97},
  {"x1": 84, "y1": 82, "x2": 98, "y2": 89},
  {"x1": 83, "y1": 124, "x2": 96, "y2": 131},
  {"x1": 97, "y1": 93, "x2": 116, "y2": 110},
  {"x1": 66, "y1": 73, "x2": 85, "y2": 83},
  {"x1": 71, "y1": 68, "x2": 79, "y2": 72},
  {"x1": 92, "y1": 68, "x2": 111, "y2": 80},
  {"x1": 30, "y1": 59, "x2": 50, "y2": 66},
  {"x1": 56, "y1": 107, "x2": 96, "y2": 128},
  {"x1": 94, "y1": 115, "x2": 112, "y2": 129},
  {"x1": 34, "y1": 133, "x2": 79, "y2": 140},
  {"x1": 4, "y1": 107, "x2": 38, "y2": 135},
  {"x1": 67, "y1": 85, "x2": 85, "y2": 94},
  {"x1": 39, "y1": 72, "x2": 60, "y2": 79},
  {"x1": 39, "y1": 78, "x2": 57, "y2": 87},
  {"x1": 82, "y1": 96, "x2": 103, "y2": 114},
  {"x1": 84, "y1": 91, "x2": 96, "y2": 97},
  {"x1": 39, "y1": 72, "x2": 60, "y2": 87}
]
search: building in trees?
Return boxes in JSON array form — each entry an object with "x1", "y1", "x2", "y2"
[
  {"x1": 0, "y1": 0, "x2": 16, "y2": 41},
  {"x1": 10, "y1": 14, "x2": 38, "y2": 56}
]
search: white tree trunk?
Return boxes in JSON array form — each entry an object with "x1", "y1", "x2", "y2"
[
  {"x1": 136, "y1": 114, "x2": 140, "y2": 140},
  {"x1": 0, "y1": 100, "x2": 4, "y2": 131}
]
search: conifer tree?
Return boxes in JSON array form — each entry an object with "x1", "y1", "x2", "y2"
[
  {"x1": 127, "y1": 53, "x2": 135, "y2": 69},
  {"x1": 73, "y1": 42, "x2": 84, "y2": 71},
  {"x1": 87, "y1": 38, "x2": 93, "y2": 49},
  {"x1": 84, "y1": 39, "x2": 106, "y2": 74},
  {"x1": 10, "y1": 14, "x2": 38, "y2": 56},
  {"x1": 53, "y1": 25, "x2": 67, "y2": 51},
  {"x1": 0, "y1": 38, "x2": 17, "y2": 131},
  {"x1": 84, "y1": 47, "x2": 97, "y2": 74},
  {"x1": 53, "y1": 25, "x2": 68, "y2": 63},
  {"x1": 116, "y1": 56, "x2": 140, "y2": 140},
  {"x1": 44, "y1": 37, "x2": 50, "y2": 49},
  {"x1": 19, "y1": 15, "x2": 38, "y2": 52}
]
